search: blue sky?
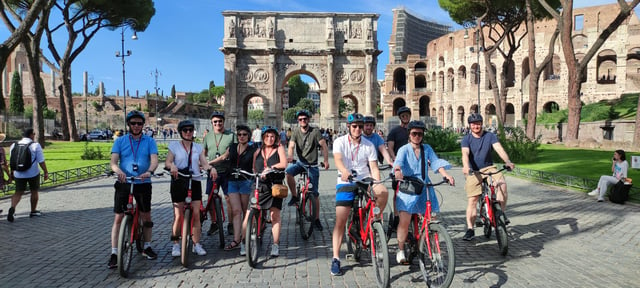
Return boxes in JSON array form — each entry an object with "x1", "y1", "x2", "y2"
[{"x1": 0, "y1": 0, "x2": 620, "y2": 95}]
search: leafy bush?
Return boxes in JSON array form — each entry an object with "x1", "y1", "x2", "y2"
[
  {"x1": 81, "y1": 142, "x2": 105, "y2": 160},
  {"x1": 423, "y1": 127, "x2": 459, "y2": 152},
  {"x1": 497, "y1": 126, "x2": 541, "y2": 163}
]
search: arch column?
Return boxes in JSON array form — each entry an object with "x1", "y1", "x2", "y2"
[
  {"x1": 365, "y1": 54, "x2": 372, "y2": 115},
  {"x1": 224, "y1": 53, "x2": 238, "y2": 129},
  {"x1": 267, "y1": 53, "x2": 278, "y2": 126},
  {"x1": 324, "y1": 54, "x2": 337, "y2": 128}
]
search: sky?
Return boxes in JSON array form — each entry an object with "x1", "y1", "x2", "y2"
[{"x1": 0, "y1": 0, "x2": 624, "y2": 95}]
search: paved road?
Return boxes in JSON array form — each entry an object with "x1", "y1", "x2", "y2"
[{"x1": 1, "y1": 157, "x2": 639, "y2": 287}]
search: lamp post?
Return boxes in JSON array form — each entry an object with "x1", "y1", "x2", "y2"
[
  {"x1": 116, "y1": 21, "x2": 138, "y2": 132},
  {"x1": 152, "y1": 68, "x2": 161, "y2": 134},
  {"x1": 475, "y1": 30, "x2": 481, "y2": 114}
]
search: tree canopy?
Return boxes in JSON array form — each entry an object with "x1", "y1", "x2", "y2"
[{"x1": 287, "y1": 75, "x2": 309, "y2": 107}]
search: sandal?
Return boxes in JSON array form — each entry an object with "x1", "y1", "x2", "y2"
[{"x1": 224, "y1": 240, "x2": 241, "y2": 251}]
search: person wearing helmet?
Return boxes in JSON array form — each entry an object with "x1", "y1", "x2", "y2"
[
  {"x1": 362, "y1": 115, "x2": 393, "y2": 165},
  {"x1": 461, "y1": 113, "x2": 515, "y2": 241},
  {"x1": 285, "y1": 109, "x2": 329, "y2": 231},
  {"x1": 215, "y1": 124, "x2": 257, "y2": 253},
  {"x1": 387, "y1": 106, "x2": 412, "y2": 161},
  {"x1": 241, "y1": 125, "x2": 288, "y2": 257},
  {"x1": 203, "y1": 111, "x2": 236, "y2": 236},
  {"x1": 166, "y1": 120, "x2": 218, "y2": 257},
  {"x1": 392, "y1": 120, "x2": 455, "y2": 264},
  {"x1": 330, "y1": 113, "x2": 388, "y2": 276},
  {"x1": 108, "y1": 111, "x2": 159, "y2": 268}
]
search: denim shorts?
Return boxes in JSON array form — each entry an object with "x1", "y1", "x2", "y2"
[{"x1": 227, "y1": 180, "x2": 252, "y2": 195}]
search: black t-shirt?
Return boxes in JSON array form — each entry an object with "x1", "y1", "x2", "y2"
[
  {"x1": 228, "y1": 143, "x2": 257, "y2": 181},
  {"x1": 387, "y1": 125, "x2": 409, "y2": 155}
]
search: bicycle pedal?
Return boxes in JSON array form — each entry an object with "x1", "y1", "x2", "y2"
[{"x1": 345, "y1": 254, "x2": 355, "y2": 261}]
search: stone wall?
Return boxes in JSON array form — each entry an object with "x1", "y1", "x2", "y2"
[{"x1": 536, "y1": 120, "x2": 638, "y2": 151}]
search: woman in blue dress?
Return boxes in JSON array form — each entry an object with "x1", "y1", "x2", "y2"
[{"x1": 392, "y1": 120, "x2": 455, "y2": 264}]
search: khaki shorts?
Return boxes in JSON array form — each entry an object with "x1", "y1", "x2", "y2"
[{"x1": 465, "y1": 165, "x2": 504, "y2": 198}]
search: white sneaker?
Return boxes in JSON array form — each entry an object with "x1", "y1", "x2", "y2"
[
  {"x1": 193, "y1": 243, "x2": 207, "y2": 256},
  {"x1": 588, "y1": 189, "x2": 599, "y2": 196},
  {"x1": 271, "y1": 243, "x2": 279, "y2": 257},
  {"x1": 239, "y1": 242, "x2": 246, "y2": 256},
  {"x1": 396, "y1": 250, "x2": 407, "y2": 264},
  {"x1": 171, "y1": 243, "x2": 181, "y2": 257}
]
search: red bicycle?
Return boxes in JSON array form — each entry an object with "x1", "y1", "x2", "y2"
[
  {"x1": 344, "y1": 165, "x2": 392, "y2": 288},
  {"x1": 472, "y1": 165, "x2": 511, "y2": 256},
  {"x1": 395, "y1": 177, "x2": 455, "y2": 287},
  {"x1": 292, "y1": 160, "x2": 321, "y2": 240},
  {"x1": 203, "y1": 177, "x2": 226, "y2": 249}
]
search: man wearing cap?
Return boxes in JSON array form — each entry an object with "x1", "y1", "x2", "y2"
[{"x1": 203, "y1": 111, "x2": 236, "y2": 235}]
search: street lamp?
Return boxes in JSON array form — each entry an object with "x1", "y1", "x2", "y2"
[
  {"x1": 475, "y1": 29, "x2": 481, "y2": 115},
  {"x1": 151, "y1": 68, "x2": 161, "y2": 134},
  {"x1": 115, "y1": 20, "x2": 138, "y2": 132}
]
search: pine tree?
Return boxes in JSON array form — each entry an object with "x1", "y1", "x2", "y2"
[
  {"x1": 9, "y1": 71, "x2": 25, "y2": 114},
  {"x1": 171, "y1": 84, "x2": 176, "y2": 98}
]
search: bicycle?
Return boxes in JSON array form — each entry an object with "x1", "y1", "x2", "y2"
[
  {"x1": 232, "y1": 168, "x2": 285, "y2": 268},
  {"x1": 107, "y1": 172, "x2": 164, "y2": 278},
  {"x1": 344, "y1": 165, "x2": 392, "y2": 288},
  {"x1": 168, "y1": 168, "x2": 208, "y2": 268},
  {"x1": 472, "y1": 165, "x2": 511, "y2": 256},
  {"x1": 291, "y1": 160, "x2": 321, "y2": 240},
  {"x1": 394, "y1": 176, "x2": 455, "y2": 288},
  {"x1": 203, "y1": 176, "x2": 226, "y2": 249}
]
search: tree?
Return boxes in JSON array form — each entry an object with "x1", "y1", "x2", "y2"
[
  {"x1": 338, "y1": 98, "x2": 353, "y2": 118},
  {"x1": 211, "y1": 86, "x2": 224, "y2": 103},
  {"x1": 283, "y1": 107, "x2": 297, "y2": 123},
  {"x1": 296, "y1": 98, "x2": 316, "y2": 115},
  {"x1": 41, "y1": 0, "x2": 155, "y2": 141},
  {"x1": 0, "y1": 0, "x2": 48, "y2": 74},
  {"x1": 248, "y1": 109, "x2": 263, "y2": 121},
  {"x1": 287, "y1": 75, "x2": 309, "y2": 107},
  {"x1": 539, "y1": 0, "x2": 640, "y2": 142},
  {"x1": 171, "y1": 84, "x2": 176, "y2": 98},
  {"x1": 9, "y1": 71, "x2": 24, "y2": 114}
]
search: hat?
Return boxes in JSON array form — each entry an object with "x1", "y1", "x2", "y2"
[{"x1": 0, "y1": 133, "x2": 5, "y2": 142}]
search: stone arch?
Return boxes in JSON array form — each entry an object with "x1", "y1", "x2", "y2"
[
  {"x1": 415, "y1": 74, "x2": 426, "y2": 90},
  {"x1": 457, "y1": 106, "x2": 465, "y2": 128},
  {"x1": 543, "y1": 54, "x2": 561, "y2": 81},
  {"x1": 242, "y1": 94, "x2": 267, "y2": 126},
  {"x1": 522, "y1": 102, "x2": 529, "y2": 119},
  {"x1": 392, "y1": 97, "x2": 406, "y2": 116},
  {"x1": 342, "y1": 94, "x2": 359, "y2": 115},
  {"x1": 431, "y1": 72, "x2": 437, "y2": 89},
  {"x1": 470, "y1": 104, "x2": 479, "y2": 114},
  {"x1": 419, "y1": 96, "x2": 430, "y2": 116},
  {"x1": 597, "y1": 49, "x2": 617, "y2": 84},
  {"x1": 485, "y1": 103, "x2": 496, "y2": 120},
  {"x1": 626, "y1": 47, "x2": 640, "y2": 89},
  {"x1": 521, "y1": 57, "x2": 530, "y2": 83},
  {"x1": 414, "y1": 61, "x2": 426, "y2": 71},
  {"x1": 393, "y1": 67, "x2": 407, "y2": 92},
  {"x1": 458, "y1": 65, "x2": 467, "y2": 89},
  {"x1": 438, "y1": 71, "x2": 445, "y2": 91},
  {"x1": 543, "y1": 101, "x2": 560, "y2": 113},
  {"x1": 438, "y1": 56, "x2": 445, "y2": 68},
  {"x1": 505, "y1": 103, "x2": 515, "y2": 126},
  {"x1": 431, "y1": 107, "x2": 437, "y2": 117},
  {"x1": 447, "y1": 68, "x2": 455, "y2": 92},
  {"x1": 471, "y1": 63, "x2": 479, "y2": 85},
  {"x1": 572, "y1": 34, "x2": 588, "y2": 49},
  {"x1": 446, "y1": 105, "x2": 453, "y2": 128},
  {"x1": 438, "y1": 106, "x2": 445, "y2": 127}
]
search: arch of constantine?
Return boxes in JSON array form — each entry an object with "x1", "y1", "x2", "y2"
[{"x1": 220, "y1": 11, "x2": 382, "y2": 129}]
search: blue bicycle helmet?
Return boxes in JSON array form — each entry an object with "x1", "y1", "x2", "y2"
[
  {"x1": 261, "y1": 125, "x2": 279, "y2": 137},
  {"x1": 346, "y1": 113, "x2": 364, "y2": 124},
  {"x1": 210, "y1": 111, "x2": 225, "y2": 120},
  {"x1": 397, "y1": 106, "x2": 411, "y2": 116},
  {"x1": 126, "y1": 110, "x2": 145, "y2": 123},
  {"x1": 296, "y1": 109, "x2": 311, "y2": 118},
  {"x1": 467, "y1": 113, "x2": 483, "y2": 124},
  {"x1": 407, "y1": 120, "x2": 426, "y2": 131},
  {"x1": 363, "y1": 116, "x2": 376, "y2": 124}
]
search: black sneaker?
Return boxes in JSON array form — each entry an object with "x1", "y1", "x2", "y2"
[
  {"x1": 288, "y1": 196, "x2": 299, "y2": 207},
  {"x1": 7, "y1": 207, "x2": 15, "y2": 222},
  {"x1": 142, "y1": 247, "x2": 158, "y2": 260},
  {"x1": 314, "y1": 219, "x2": 323, "y2": 231},
  {"x1": 30, "y1": 210, "x2": 42, "y2": 217},
  {"x1": 108, "y1": 254, "x2": 117, "y2": 269},
  {"x1": 462, "y1": 229, "x2": 475, "y2": 241},
  {"x1": 207, "y1": 223, "x2": 219, "y2": 236}
]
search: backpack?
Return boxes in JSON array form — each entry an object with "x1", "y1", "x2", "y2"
[
  {"x1": 609, "y1": 180, "x2": 631, "y2": 204},
  {"x1": 10, "y1": 141, "x2": 36, "y2": 172}
]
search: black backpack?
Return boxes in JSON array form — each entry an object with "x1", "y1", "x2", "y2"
[
  {"x1": 10, "y1": 141, "x2": 36, "y2": 172},
  {"x1": 609, "y1": 180, "x2": 631, "y2": 204}
]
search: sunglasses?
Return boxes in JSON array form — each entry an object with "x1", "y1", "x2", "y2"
[
  {"x1": 410, "y1": 132, "x2": 423, "y2": 137},
  {"x1": 129, "y1": 122, "x2": 144, "y2": 126},
  {"x1": 350, "y1": 124, "x2": 364, "y2": 129},
  {"x1": 212, "y1": 120, "x2": 223, "y2": 124},
  {"x1": 181, "y1": 128, "x2": 194, "y2": 133},
  {"x1": 237, "y1": 133, "x2": 249, "y2": 136},
  {"x1": 298, "y1": 117, "x2": 309, "y2": 122}
]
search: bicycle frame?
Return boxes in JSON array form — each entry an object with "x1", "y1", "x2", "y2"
[
  {"x1": 474, "y1": 167, "x2": 509, "y2": 229},
  {"x1": 204, "y1": 180, "x2": 225, "y2": 224}
]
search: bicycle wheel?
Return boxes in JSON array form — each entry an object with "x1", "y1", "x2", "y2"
[
  {"x1": 344, "y1": 210, "x2": 362, "y2": 261},
  {"x1": 299, "y1": 193, "x2": 315, "y2": 240},
  {"x1": 117, "y1": 215, "x2": 134, "y2": 278},
  {"x1": 135, "y1": 217, "x2": 144, "y2": 253},
  {"x1": 371, "y1": 222, "x2": 390, "y2": 288},
  {"x1": 385, "y1": 212, "x2": 395, "y2": 244},
  {"x1": 214, "y1": 197, "x2": 225, "y2": 249},
  {"x1": 405, "y1": 217, "x2": 417, "y2": 264},
  {"x1": 481, "y1": 200, "x2": 491, "y2": 239},
  {"x1": 419, "y1": 223, "x2": 455, "y2": 288},
  {"x1": 493, "y1": 203, "x2": 509, "y2": 256},
  {"x1": 246, "y1": 209, "x2": 260, "y2": 267},
  {"x1": 181, "y1": 208, "x2": 192, "y2": 268}
]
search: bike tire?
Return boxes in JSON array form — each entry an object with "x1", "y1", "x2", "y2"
[
  {"x1": 371, "y1": 222, "x2": 390, "y2": 288},
  {"x1": 385, "y1": 212, "x2": 394, "y2": 244},
  {"x1": 493, "y1": 203, "x2": 509, "y2": 256},
  {"x1": 117, "y1": 215, "x2": 133, "y2": 278},
  {"x1": 344, "y1": 210, "x2": 362, "y2": 261},
  {"x1": 481, "y1": 200, "x2": 491, "y2": 239},
  {"x1": 299, "y1": 193, "x2": 315, "y2": 240},
  {"x1": 135, "y1": 217, "x2": 144, "y2": 253},
  {"x1": 246, "y1": 209, "x2": 260, "y2": 267},
  {"x1": 181, "y1": 209, "x2": 192, "y2": 268},
  {"x1": 405, "y1": 218, "x2": 417, "y2": 264},
  {"x1": 214, "y1": 197, "x2": 225, "y2": 249},
  {"x1": 419, "y1": 223, "x2": 455, "y2": 288}
]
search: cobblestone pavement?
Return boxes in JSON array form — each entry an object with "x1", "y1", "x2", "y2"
[{"x1": 1, "y1": 158, "x2": 639, "y2": 287}]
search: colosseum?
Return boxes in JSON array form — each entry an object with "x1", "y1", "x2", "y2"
[{"x1": 382, "y1": 3, "x2": 640, "y2": 130}]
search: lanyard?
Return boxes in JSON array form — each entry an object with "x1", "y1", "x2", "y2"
[
  {"x1": 182, "y1": 141, "x2": 193, "y2": 169},
  {"x1": 213, "y1": 132, "x2": 223, "y2": 150},
  {"x1": 348, "y1": 136, "x2": 360, "y2": 162},
  {"x1": 128, "y1": 135, "x2": 142, "y2": 163}
]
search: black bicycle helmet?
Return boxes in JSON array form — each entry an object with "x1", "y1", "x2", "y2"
[
  {"x1": 296, "y1": 109, "x2": 311, "y2": 118},
  {"x1": 261, "y1": 125, "x2": 279, "y2": 137},
  {"x1": 397, "y1": 106, "x2": 411, "y2": 116},
  {"x1": 363, "y1": 116, "x2": 376, "y2": 124},
  {"x1": 346, "y1": 113, "x2": 364, "y2": 124},
  {"x1": 126, "y1": 110, "x2": 145, "y2": 123},
  {"x1": 178, "y1": 120, "x2": 195, "y2": 131},
  {"x1": 210, "y1": 111, "x2": 225, "y2": 120},
  {"x1": 407, "y1": 120, "x2": 426, "y2": 131},
  {"x1": 236, "y1": 124, "x2": 251, "y2": 134},
  {"x1": 467, "y1": 113, "x2": 483, "y2": 124}
]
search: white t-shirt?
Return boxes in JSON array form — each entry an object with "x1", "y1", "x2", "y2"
[
  {"x1": 252, "y1": 128, "x2": 262, "y2": 143},
  {"x1": 332, "y1": 134, "x2": 377, "y2": 185},
  {"x1": 168, "y1": 141, "x2": 205, "y2": 181}
]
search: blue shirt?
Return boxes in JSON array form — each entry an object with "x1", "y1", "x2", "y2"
[
  {"x1": 363, "y1": 133, "x2": 385, "y2": 149},
  {"x1": 111, "y1": 134, "x2": 158, "y2": 183},
  {"x1": 460, "y1": 132, "x2": 499, "y2": 171}
]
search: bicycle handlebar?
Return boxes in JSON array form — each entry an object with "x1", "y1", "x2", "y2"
[
  {"x1": 396, "y1": 176, "x2": 451, "y2": 187},
  {"x1": 104, "y1": 171, "x2": 164, "y2": 182},
  {"x1": 163, "y1": 166, "x2": 208, "y2": 178},
  {"x1": 470, "y1": 165, "x2": 512, "y2": 176},
  {"x1": 290, "y1": 159, "x2": 323, "y2": 168},
  {"x1": 231, "y1": 168, "x2": 285, "y2": 178}
]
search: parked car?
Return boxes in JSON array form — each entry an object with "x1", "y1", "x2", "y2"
[{"x1": 88, "y1": 130, "x2": 107, "y2": 140}]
